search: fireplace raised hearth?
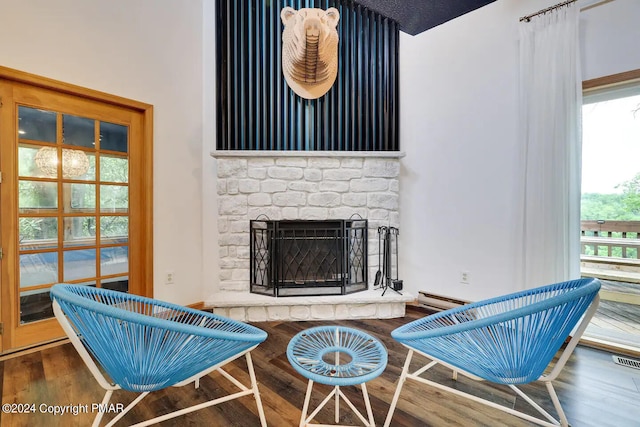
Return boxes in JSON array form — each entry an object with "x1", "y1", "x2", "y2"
[{"x1": 250, "y1": 218, "x2": 368, "y2": 297}]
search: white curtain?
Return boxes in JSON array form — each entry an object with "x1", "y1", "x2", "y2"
[{"x1": 518, "y1": 3, "x2": 582, "y2": 289}]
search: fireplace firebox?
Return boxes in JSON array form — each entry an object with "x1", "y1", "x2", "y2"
[{"x1": 250, "y1": 219, "x2": 368, "y2": 297}]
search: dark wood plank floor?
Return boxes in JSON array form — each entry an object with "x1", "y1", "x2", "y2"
[{"x1": 1, "y1": 307, "x2": 640, "y2": 426}]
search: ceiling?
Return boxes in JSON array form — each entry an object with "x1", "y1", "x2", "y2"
[{"x1": 353, "y1": 0, "x2": 498, "y2": 36}]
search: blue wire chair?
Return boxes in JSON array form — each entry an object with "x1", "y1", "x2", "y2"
[
  {"x1": 383, "y1": 278, "x2": 601, "y2": 427},
  {"x1": 51, "y1": 284, "x2": 268, "y2": 427}
]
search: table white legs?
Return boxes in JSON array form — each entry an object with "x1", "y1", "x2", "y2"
[{"x1": 298, "y1": 380, "x2": 376, "y2": 427}]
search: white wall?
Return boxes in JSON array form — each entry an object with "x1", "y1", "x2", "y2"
[
  {"x1": 202, "y1": 0, "x2": 219, "y2": 301},
  {"x1": 0, "y1": 0, "x2": 206, "y2": 305},
  {"x1": 580, "y1": 0, "x2": 640, "y2": 80},
  {"x1": 399, "y1": 0, "x2": 640, "y2": 301}
]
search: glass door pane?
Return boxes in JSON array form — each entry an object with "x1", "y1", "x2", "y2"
[
  {"x1": 581, "y1": 82, "x2": 640, "y2": 351},
  {"x1": 16, "y1": 108, "x2": 131, "y2": 325}
]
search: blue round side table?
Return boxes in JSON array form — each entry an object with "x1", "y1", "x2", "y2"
[{"x1": 287, "y1": 326, "x2": 388, "y2": 427}]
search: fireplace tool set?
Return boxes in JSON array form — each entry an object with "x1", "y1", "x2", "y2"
[{"x1": 375, "y1": 226, "x2": 403, "y2": 295}]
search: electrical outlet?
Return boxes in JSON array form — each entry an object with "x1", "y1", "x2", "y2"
[
  {"x1": 460, "y1": 271, "x2": 470, "y2": 284},
  {"x1": 165, "y1": 271, "x2": 175, "y2": 285}
]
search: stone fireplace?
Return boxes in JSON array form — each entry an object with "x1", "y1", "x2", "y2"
[{"x1": 210, "y1": 151, "x2": 410, "y2": 321}]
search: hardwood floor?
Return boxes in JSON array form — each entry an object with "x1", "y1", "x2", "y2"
[{"x1": 1, "y1": 307, "x2": 640, "y2": 426}]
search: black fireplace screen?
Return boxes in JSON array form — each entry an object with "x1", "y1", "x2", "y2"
[{"x1": 250, "y1": 219, "x2": 368, "y2": 297}]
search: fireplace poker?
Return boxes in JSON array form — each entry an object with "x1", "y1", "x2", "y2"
[
  {"x1": 382, "y1": 226, "x2": 402, "y2": 296},
  {"x1": 374, "y1": 226, "x2": 385, "y2": 288}
]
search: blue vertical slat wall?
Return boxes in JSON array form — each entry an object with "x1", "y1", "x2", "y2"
[{"x1": 215, "y1": 0, "x2": 399, "y2": 151}]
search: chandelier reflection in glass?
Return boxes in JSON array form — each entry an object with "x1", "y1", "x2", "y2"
[{"x1": 35, "y1": 147, "x2": 90, "y2": 179}]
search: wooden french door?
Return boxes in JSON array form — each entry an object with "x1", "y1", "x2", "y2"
[{"x1": 0, "y1": 67, "x2": 153, "y2": 352}]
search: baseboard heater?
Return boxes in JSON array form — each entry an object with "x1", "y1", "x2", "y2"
[{"x1": 418, "y1": 291, "x2": 469, "y2": 311}]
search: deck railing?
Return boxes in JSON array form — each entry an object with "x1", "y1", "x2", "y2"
[{"x1": 581, "y1": 220, "x2": 640, "y2": 261}]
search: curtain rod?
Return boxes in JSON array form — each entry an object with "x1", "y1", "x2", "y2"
[
  {"x1": 519, "y1": 0, "x2": 615, "y2": 22},
  {"x1": 520, "y1": 0, "x2": 577, "y2": 22}
]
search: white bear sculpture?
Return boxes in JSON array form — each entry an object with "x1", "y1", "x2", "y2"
[{"x1": 281, "y1": 7, "x2": 340, "y2": 99}]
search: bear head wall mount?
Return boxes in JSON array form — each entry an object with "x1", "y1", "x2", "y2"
[{"x1": 281, "y1": 7, "x2": 340, "y2": 100}]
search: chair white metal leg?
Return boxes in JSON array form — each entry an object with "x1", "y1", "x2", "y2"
[
  {"x1": 92, "y1": 390, "x2": 114, "y2": 427},
  {"x1": 386, "y1": 347, "x2": 572, "y2": 427},
  {"x1": 383, "y1": 349, "x2": 413, "y2": 427},
  {"x1": 83, "y1": 347, "x2": 267, "y2": 427},
  {"x1": 334, "y1": 331, "x2": 340, "y2": 424},
  {"x1": 105, "y1": 392, "x2": 149, "y2": 427},
  {"x1": 246, "y1": 352, "x2": 268, "y2": 427},
  {"x1": 546, "y1": 381, "x2": 569, "y2": 427}
]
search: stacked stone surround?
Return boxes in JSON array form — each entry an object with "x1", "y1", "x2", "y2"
[{"x1": 210, "y1": 151, "x2": 409, "y2": 321}]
